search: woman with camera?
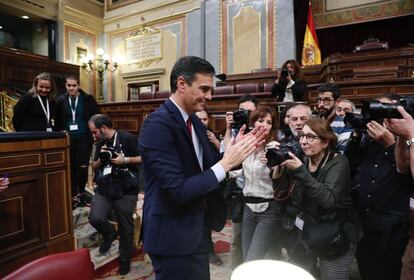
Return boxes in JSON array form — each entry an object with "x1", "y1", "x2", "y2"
[
  {"x1": 271, "y1": 59, "x2": 306, "y2": 102},
  {"x1": 280, "y1": 118, "x2": 357, "y2": 280},
  {"x1": 229, "y1": 106, "x2": 284, "y2": 262}
]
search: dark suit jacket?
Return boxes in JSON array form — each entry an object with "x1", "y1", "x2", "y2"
[{"x1": 139, "y1": 98, "x2": 226, "y2": 256}]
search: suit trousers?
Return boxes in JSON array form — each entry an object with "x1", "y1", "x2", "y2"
[
  {"x1": 149, "y1": 227, "x2": 210, "y2": 280},
  {"x1": 69, "y1": 134, "x2": 91, "y2": 197},
  {"x1": 89, "y1": 192, "x2": 137, "y2": 262}
]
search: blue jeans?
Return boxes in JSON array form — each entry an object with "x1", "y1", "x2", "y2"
[{"x1": 241, "y1": 201, "x2": 283, "y2": 261}]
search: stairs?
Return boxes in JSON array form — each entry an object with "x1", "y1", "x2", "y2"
[{"x1": 72, "y1": 192, "x2": 144, "y2": 271}]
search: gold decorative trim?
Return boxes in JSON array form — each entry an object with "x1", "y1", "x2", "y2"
[
  {"x1": 0, "y1": 197, "x2": 24, "y2": 239},
  {"x1": 106, "y1": 0, "x2": 141, "y2": 11},
  {"x1": 63, "y1": 20, "x2": 99, "y2": 35},
  {"x1": 125, "y1": 28, "x2": 163, "y2": 67},
  {"x1": 104, "y1": 0, "x2": 199, "y2": 24},
  {"x1": 64, "y1": 5, "x2": 103, "y2": 22}
]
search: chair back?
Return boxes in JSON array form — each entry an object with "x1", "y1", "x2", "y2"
[{"x1": 3, "y1": 249, "x2": 94, "y2": 280}]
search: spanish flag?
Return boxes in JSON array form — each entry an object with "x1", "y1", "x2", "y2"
[{"x1": 302, "y1": 1, "x2": 321, "y2": 65}]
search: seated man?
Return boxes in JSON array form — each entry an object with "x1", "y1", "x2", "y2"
[{"x1": 88, "y1": 114, "x2": 141, "y2": 276}]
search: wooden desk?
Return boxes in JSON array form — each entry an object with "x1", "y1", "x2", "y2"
[{"x1": 0, "y1": 132, "x2": 73, "y2": 277}]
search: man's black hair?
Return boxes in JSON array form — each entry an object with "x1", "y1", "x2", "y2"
[
  {"x1": 170, "y1": 56, "x2": 215, "y2": 93},
  {"x1": 89, "y1": 114, "x2": 113, "y2": 129},
  {"x1": 237, "y1": 94, "x2": 259, "y2": 108},
  {"x1": 318, "y1": 83, "x2": 340, "y2": 100}
]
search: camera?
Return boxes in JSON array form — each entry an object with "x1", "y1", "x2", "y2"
[
  {"x1": 232, "y1": 109, "x2": 251, "y2": 134},
  {"x1": 99, "y1": 146, "x2": 122, "y2": 166},
  {"x1": 280, "y1": 69, "x2": 289, "y2": 78},
  {"x1": 266, "y1": 140, "x2": 304, "y2": 167},
  {"x1": 282, "y1": 204, "x2": 299, "y2": 231},
  {"x1": 344, "y1": 96, "x2": 414, "y2": 130}
]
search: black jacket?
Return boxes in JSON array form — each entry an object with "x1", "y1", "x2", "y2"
[
  {"x1": 54, "y1": 89, "x2": 100, "y2": 132},
  {"x1": 271, "y1": 79, "x2": 306, "y2": 102},
  {"x1": 12, "y1": 94, "x2": 55, "y2": 132}
]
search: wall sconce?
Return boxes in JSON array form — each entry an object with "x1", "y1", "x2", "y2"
[{"x1": 81, "y1": 48, "x2": 118, "y2": 102}]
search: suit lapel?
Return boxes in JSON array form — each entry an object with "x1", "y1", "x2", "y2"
[
  {"x1": 164, "y1": 99, "x2": 193, "y2": 145},
  {"x1": 191, "y1": 115, "x2": 215, "y2": 168}
]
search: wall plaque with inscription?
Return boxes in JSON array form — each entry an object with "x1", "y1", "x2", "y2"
[{"x1": 125, "y1": 30, "x2": 162, "y2": 67}]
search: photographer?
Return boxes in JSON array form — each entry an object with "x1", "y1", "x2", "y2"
[
  {"x1": 345, "y1": 94, "x2": 412, "y2": 280},
  {"x1": 87, "y1": 114, "x2": 141, "y2": 276},
  {"x1": 222, "y1": 94, "x2": 258, "y2": 269},
  {"x1": 229, "y1": 106, "x2": 283, "y2": 262},
  {"x1": 385, "y1": 105, "x2": 414, "y2": 280},
  {"x1": 281, "y1": 118, "x2": 357, "y2": 280},
  {"x1": 271, "y1": 59, "x2": 306, "y2": 102}
]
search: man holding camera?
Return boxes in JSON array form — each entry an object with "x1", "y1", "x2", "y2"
[
  {"x1": 222, "y1": 94, "x2": 258, "y2": 270},
  {"x1": 386, "y1": 104, "x2": 414, "y2": 280},
  {"x1": 345, "y1": 94, "x2": 412, "y2": 280},
  {"x1": 88, "y1": 114, "x2": 141, "y2": 276}
]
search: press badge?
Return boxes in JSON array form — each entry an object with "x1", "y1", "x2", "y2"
[
  {"x1": 295, "y1": 216, "x2": 304, "y2": 231},
  {"x1": 69, "y1": 124, "x2": 78, "y2": 131},
  {"x1": 103, "y1": 166, "x2": 112, "y2": 176},
  {"x1": 410, "y1": 198, "x2": 414, "y2": 210}
]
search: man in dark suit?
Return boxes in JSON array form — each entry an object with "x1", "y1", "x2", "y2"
[{"x1": 139, "y1": 56, "x2": 265, "y2": 280}]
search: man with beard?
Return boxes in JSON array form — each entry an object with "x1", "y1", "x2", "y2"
[
  {"x1": 316, "y1": 83, "x2": 340, "y2": 124},
  {"x1": 88, "y1": 114, "x2": 141, "y2": 276}
]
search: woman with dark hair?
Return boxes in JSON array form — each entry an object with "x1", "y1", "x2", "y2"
[
  {"x1": 229, "y1": 106, "x2": 284, "y2": 262},
  {"x1": 12, "y1": 72, "x2": 57, "y2": 131},
  {"x1": 271, "y1": 59, "x2": 306, "y2": 102},
  {"x1": 281, "y1": 118, "x2": 357, "y2": 280}
]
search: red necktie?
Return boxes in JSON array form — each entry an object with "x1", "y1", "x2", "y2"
[{"x1": 186, "y1": 118, "x2": 192, "y2": 139}]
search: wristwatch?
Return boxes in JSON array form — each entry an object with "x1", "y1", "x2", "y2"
[{"x1": 406, "y1": 137, "x2": 414, "y2": 147}]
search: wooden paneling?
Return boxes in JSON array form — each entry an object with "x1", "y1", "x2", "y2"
[
  {"x1": 99, "y1": 47, "x2": 414, "y2": 136},
  {"x1": 0, "y1": 132, "x2": 73, "y2": 277},
  {"x1": 0, "y1": 46, "x2": 79, "y2": 93}
]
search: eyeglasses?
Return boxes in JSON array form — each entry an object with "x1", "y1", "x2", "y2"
[
  {"x1": 298, "y1": 133, "x2": 320, "y2": 142},
  {"x1": 316, "y1": 97, "x2": 334, "y2": 105}
]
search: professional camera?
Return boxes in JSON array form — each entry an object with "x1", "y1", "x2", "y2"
[
  {"x1": 344, "y1": 96, "x2": 414, "y2": 130},
  {"x1": 232, "y1": 109, "x2": 251, "y2": 134},
  {"x1": 282, "y1": 204, "x2": 299, "y2": 231},
  {"x1": 266, "y1": 140, "x2": 304, "y2": 167},
  {"x1": 99, "y1": 146, "x2": 122, "y2": 167}
]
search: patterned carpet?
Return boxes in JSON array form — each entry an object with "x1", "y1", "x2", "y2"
[{"x1": 94, "y1": 222, "x2": 233, "y2": 280}]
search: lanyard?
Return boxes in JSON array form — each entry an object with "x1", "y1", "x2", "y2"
[
  {"x1": 112, "y1": 131, "x2": 118, "y2": 147},
  {"x1": 37, "y1": 95, "x2": 50, "y2": 124},
  {"x1": 68, "y1": 96, "x2": 79, "y2": 123}
]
